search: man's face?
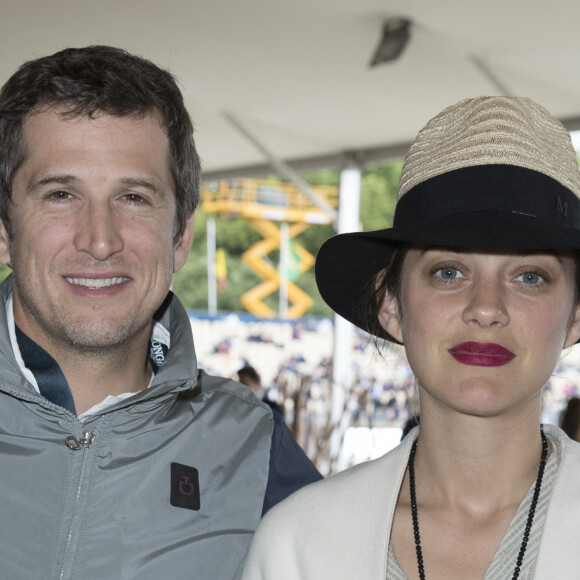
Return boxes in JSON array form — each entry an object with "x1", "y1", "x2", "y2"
[{"x1": 0, "y1": 109, "x2": 194, "y2": 356}]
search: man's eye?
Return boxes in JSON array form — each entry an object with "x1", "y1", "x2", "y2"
[
  {"x1": 48, "y1": 191, "x2": 73, "y2": 201},
  {"x1": 123, "y1": 194, "x2": 146, "y2": 204}
]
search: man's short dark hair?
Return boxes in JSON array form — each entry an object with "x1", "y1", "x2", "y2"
[{"x1": 0, "y1": 45, "x2": 200, "y2": 237}]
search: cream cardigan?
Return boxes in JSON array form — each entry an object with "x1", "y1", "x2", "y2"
[{"x1": 241, "y1": 424, "x2": 580, "y2": 579}]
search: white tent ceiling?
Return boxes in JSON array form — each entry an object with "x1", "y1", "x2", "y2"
[{"x1": 2, "y1": 0, "x2": 580, "y2": 180}]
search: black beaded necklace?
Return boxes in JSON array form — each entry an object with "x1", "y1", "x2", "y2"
[{"x1": 408, "y1": 426, "x2": 548, "y2": 580}]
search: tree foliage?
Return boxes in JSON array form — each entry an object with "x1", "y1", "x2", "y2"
[{"x1": 360, "y1": 161, "x2": 402, "y2": 231}]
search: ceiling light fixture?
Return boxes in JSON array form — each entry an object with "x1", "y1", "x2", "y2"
[{"x1": 369, "y1": 17, "x2": 411, "y2": 67}]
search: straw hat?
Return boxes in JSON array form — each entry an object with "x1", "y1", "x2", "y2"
[{"x1": 315, "y1": 96, "x2": 580, "y2": 338}]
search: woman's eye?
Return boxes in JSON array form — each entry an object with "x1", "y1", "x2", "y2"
[
  {"x1": 516, "y1": 272, "x2": 544, "y2": 285},
  {"x1": 435, "y1": 267, "x2": 464, "y2": 280}
]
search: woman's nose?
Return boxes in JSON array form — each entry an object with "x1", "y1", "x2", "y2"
[{"x1": 461, "y1": 279, "x2": 509, "y2": 329}]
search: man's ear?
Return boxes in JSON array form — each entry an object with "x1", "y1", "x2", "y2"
[
  {"x1": 378, "y1": 291, "x2": 404, "y2": 344},
  {"x1": 564, "y1": 301, "x2": 580, "y2": 349},
  {"x1": 0, "y1": 219, "x2": 11, "y2": 267},
  {"x1": 173, "y1": 212, "x2": 195, "y2": 274}
]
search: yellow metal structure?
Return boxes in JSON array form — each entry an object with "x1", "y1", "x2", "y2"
[{"x1": 201, "y1": 178, "x2": 338, "y2": 318}]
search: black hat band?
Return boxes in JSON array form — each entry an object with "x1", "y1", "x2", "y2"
[{"x1": 394, "y1": 165, "x2": 580, "y2": 230}]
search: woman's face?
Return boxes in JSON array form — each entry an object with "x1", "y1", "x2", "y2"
[{"x1": 379, "y1": 247, "x2": 580, "y2": 418}]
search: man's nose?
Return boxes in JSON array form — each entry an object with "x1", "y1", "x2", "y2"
[{"x1": 73, "y1": 202, "x2": 124, "y2": 260}]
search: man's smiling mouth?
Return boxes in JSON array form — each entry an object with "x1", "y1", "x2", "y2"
[{"x1": 64, "y1": 277, "x2": 129, "y2": 289}]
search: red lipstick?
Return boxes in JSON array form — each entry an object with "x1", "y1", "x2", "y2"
[{"x1": 448, "y1": 342, "x2": 515, "y2": 367}]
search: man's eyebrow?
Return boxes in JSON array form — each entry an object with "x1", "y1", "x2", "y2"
[
  {"x1": 29, "y1": 174, "x2": 79, "y2": 191},
  {"x1": 120, "y1": 177, "x2": 160, "y2": 191}
]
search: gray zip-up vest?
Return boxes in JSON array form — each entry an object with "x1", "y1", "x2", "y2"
[{"x1": 0, "y1": 279, "x2": 272, "y2": 580}]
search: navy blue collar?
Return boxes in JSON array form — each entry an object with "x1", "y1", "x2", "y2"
[
  {"x1": 15, "y1": 326, "x2": 169, "y2": 416},
  {"x1": 15, "y1": 326, "x2": 76, "y2": 414}
]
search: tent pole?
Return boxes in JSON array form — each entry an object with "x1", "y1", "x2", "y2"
[{"x1": 328, "y1": 158, "x2": 361, "y2": 473}]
